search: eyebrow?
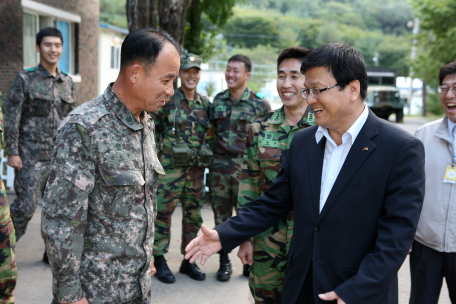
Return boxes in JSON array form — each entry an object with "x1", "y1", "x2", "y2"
[
  {"x1": 164, "y1": 73, "x2": 177, "y2": 78},
  {"x1": 442, "y1": 81, "x2": 456, "y2": 85}
]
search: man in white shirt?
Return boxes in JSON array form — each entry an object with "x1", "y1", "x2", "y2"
[
  {"x1": 410, "y1": 61, "x2": 456, "y2": 303},
  {"x1": 185, "y1": 43, "x2": 425, "y2": 304}
]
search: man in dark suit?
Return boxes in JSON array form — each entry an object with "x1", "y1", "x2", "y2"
[{"x1": 185, "y1": 43, "x2": 425, "y2": 304}]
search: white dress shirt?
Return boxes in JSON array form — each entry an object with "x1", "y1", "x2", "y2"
[{"x1": 316, "y1": 104, "x2": 369, "y2": 212}]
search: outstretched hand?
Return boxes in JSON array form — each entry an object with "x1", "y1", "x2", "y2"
[{"x1": 184, "y1": 224, "x2": 222, "y2": 265}]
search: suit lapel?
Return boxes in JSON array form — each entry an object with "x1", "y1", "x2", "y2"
[
  {"x1": 309, "y1": 135, "x2": 326, "y2": 221},
  {"x1": 317, "y1": 111, "x2": 379, "y2": 223}
]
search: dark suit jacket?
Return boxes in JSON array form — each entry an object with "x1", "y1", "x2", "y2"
[{"x1": 215, "y1": 110, "x2": 425, "y2": 304}]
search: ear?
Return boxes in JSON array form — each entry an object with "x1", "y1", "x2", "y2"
[
  {"x1": 348, "y1": 80, "x2": 361, "y2": 102},
  {"x1": 129, "y1": 64, "x2": 143, "y2": 84},
  {"x1": 245, "y1": 72, "x2": 251, "y2": 80},
  {"x1": 35, "y1": 44, "x2": 41, "y2": 54}
]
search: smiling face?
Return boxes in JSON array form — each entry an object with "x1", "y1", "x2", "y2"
[
  {"x1": 304, "y1": 66, "x2": 362, "y2": 134},
  {"x1": 277, "y1": 58, "x2": 306, "y2": 110},
  {"x1": 440, "y1": 73, "x2": 456, "y2": 123},
  {"x1": 36, "y1": 36, "x2": 62, "y2": 65},
  {"x1": 225, "y1": 61, "x2": 250, "y2": 90},
  {"x1": 134, "y1": 43, "x2": 181, "y2": 113},
  {"x1": 180, "y1": 67, "x2": 201, "y2": 91}
]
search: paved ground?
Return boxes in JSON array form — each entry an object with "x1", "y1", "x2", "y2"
[{"x1": 12, "y1": 115, "x2": 452, "y2": 304}]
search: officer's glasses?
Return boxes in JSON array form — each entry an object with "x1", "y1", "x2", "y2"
[
  {"x1": 300, "y1": 84, "x2": 341, "y2": 99},
  {"x1": 438, "y1": 85, "x2": 456, "y2": 95}
]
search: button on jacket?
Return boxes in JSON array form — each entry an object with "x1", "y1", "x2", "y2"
[
  {"x1": 414, "y1": 117, "x2": 456, "y2": 252},
  {"x1": 39, "y1": 85, "x2": 165, "y2": 304}
]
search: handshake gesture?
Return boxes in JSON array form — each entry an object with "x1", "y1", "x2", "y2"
[{"x1": 184, "y1": 224, "x2": 222, "y2": 264}]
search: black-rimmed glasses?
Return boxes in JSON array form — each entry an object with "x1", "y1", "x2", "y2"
[{"x1": 300, "y1": 84, "x2": 341, "y2": 99}]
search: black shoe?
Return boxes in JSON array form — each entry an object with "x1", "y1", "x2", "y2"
[
  {"x1": 42, "y1": 251, "x2": 49, "y2": 265},
  {"x1": 216, "y1": 251, "x2": 232, "y2": 282},
  {"x1": 154, "y1": 255, "x2": 175, "y2": 284},
  {"x1": 179, "y1": 259, "x2": 206, "y2": 281},
  {"x1": 243, "y1": 264, "x2": 250, "y2": 277}
]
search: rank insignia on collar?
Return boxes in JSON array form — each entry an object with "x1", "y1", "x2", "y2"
[{"x1": 363, "y1": 147, "x2": 368, "y2": 151}]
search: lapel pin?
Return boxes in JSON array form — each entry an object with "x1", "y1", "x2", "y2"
[{"x1": 363, "y1": 147, "x2": 368, "y2": 151}]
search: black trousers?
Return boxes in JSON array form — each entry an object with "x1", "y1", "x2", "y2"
[
  {"x1": 409, "y1": 240, "x2": 456, "y2": 304},
  {"x1": 297, "y1": 261, "x2": 315, "y2": 304}
]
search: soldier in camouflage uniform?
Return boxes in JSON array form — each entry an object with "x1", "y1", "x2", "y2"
[
  {"x1": 38, "y1": 28, "x2": 181, "y2": 304},
  {"x1": 209, "y1": 55, "x2": 271, "y2": 281},
  {"x1": 152, "y1": 53, "x2": 210, "y2": 283},
  {"x1": 3, "y1": 28, "x2": 75, "y2": 252},
  {"x1": 0, "y1": 91, "x2": 17, "y2": 304},
  {"x1": 236, "y1": 47, "x2": 313, "y2": 304}
]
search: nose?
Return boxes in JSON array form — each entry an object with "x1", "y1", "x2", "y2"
[
  {"x1": 282, "y1": 77, "x2": 292, "y2": 88},
  {"x1": 446, "y1": 88, "x2": 456, "y2": 99},
  {"x1": 165, "y1": 83, "x2": 174, "y2": 96},
  {"x1": 306, "y1": 93, "x2": 317, "y2": 106}
]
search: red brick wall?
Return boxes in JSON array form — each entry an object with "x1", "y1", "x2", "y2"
[
  {"x1": 0, "y1": 0, "x2": 23, "y2": 98},
  {"x1": 0, "y1": 0, "x2": 99, "y2": 105}
]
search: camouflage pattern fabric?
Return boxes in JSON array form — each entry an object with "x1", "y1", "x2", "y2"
[
  {"x1": 151, "y1": 89, "x2": 209, "y2": 256},
  {"x1": 10, "y1": 160, "x2": 50, "y2": 240},
  {"x1": 180, "y1": 53, "x2": 202, "y2": 70},
  {"x1": 3, "y1": 64, "x2": 75, "y2": 241},
  {"x1": 237, "y1": 107, "x2": 315, "y2": 304},
  {"x1": 39, "y1": 85, "x2": 165, "y2": 304},
  {"x1": 0, "y1": 91, "x2": 17, "y2": 304},
  {"x1": 209, "y1": 88, "x2": 270, "y2": 226}
]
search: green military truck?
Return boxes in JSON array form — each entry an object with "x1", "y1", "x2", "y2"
[{"x1": 365, "y1": 67, "x2": 406, "y2": 123}]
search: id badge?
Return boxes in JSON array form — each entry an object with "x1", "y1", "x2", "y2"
[{"x1": 443, "y1": 165, "x2": 456, "y2": 184}]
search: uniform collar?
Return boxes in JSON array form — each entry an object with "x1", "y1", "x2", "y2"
[
  {"x1": 37, "y1": 63, "x2": 64, "y2": 81},
  {"x1": 268, "y1": 106, "x2": 314, "y2": 127},
  {"x1": 222, "y1": 87, "x2": 250, "y2": 103},
  {"x1": 178, "y1": 87, "x2": 202, "y2": 105},
  {"x1": 103, "y1": 83, "x2": 144, "y2": 131}
]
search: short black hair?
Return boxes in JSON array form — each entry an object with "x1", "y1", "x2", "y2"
[
  {"x1": 120, "y1": 28, "x2": 182, "y2": 72},
  {"x1": 439, "y1": 61, "x2": 456, "y2": 85},
  {"x1": 301, "y1": 43, "x2": 368, "y2": 100},
  {"x1": 277, "y1": 47, "x2": 312, "y2": 70},
  {"x1": 36, "y1": 27, "x2": 63, "y2": 46},
  {"x1": 228, "y1": 54, "x2": 252, "y2": 73}
]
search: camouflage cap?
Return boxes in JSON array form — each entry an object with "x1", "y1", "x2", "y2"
[{"x1": 181, "y1": 53, "x2": 202, "y2": 70}]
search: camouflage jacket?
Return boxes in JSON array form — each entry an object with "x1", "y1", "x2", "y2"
[
  {"x1": 238, "y1": 106, "x2": 315, "y2": 209},
  {"x1": 209, "y1": 87, "x2": 271, "y2": 155},
  {"x1": 152, "y1": 88, "x2": 210, "y2": 155},
  {"x1": 39, "y1": 85, "x2": 165, "y2": 304},
  {"x1": 3, "y1": 63, "x2": 76, "y2": 161},
  {"x1": 0, "y1": 91, "x2": 17, "y2": 302}
]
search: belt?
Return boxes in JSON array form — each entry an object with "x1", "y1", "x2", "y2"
[
  {"x1": 216, "y1": 152, "x2": 244, "y2": 159},
  {"x1": 287, "y1": 211, "x2": 294, "y2": 220}
]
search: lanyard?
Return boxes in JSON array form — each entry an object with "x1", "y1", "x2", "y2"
[{"x1": 447, "y1": 143, "x2": 455, "y2": 165}]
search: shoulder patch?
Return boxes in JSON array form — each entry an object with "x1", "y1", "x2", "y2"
[
  {"x1": 26, "y1": 68, "x2": 36, "y2": 72},
  {"x1": 255, "y1": 92, "x2": 265, "y2": 99},
  {"x1": 61, "y1": 71, "x2": 69, "y2": 76}
]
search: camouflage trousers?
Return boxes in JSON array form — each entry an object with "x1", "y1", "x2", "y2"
[
  {"x1": 0, "y1": 181, "x2": 17, "y2": 304},
  {"x1": 208, "y1": 154, "x2": 243, "y2": 226},
  {"x1": 249, "y1": 214, "x2": 294, "y2": 304},
  {"x1": 153, "y1": 153, "x2": 205, "y2": 256},
  {"x1": 10, "y1": 160, "x2": 50, "y2": 241}
]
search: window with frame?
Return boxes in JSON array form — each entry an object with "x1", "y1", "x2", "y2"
[
  {"x1": 22, "y1": 2, "x2": 80, "y2": 78},
  {"x1": 110, "y1": 45, "x2": 121, "y2": 70}
]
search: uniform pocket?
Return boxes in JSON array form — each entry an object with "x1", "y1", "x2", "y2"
[
  {"x1": 255, "y1": 146, "x2": 282, "y2": 187},
  {"x1": 60, "y1": 95, "x2": 76, "y2": 117},
  {"x1": 26, "y1": 92, "x2": 52, "y2": 117}
]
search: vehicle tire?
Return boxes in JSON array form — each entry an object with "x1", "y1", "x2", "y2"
[{"x1": 395, "y1": 109, "x2": 404, "y2": 123}]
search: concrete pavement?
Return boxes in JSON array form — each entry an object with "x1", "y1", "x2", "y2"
[{"x1": 12, "y1": 115, "x2": 452, "y2": 303}]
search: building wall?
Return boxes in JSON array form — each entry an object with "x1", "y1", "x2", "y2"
[
  {"x1": 98, "y1": 28, "x2": 125, "y2": 95},
  {"x1": 0, "y1": 0, "x2": 99, "y2": 105},
  {"x1": 0, "y1": 0, "x2": 23, "y2": 97}
]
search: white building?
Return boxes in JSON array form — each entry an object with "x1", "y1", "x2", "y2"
[{"x1": 98, "y1": 22, "x2": 128, "y2": 95}]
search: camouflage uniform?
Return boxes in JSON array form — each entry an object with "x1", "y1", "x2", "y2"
[
  {"x1": 3, "y1": 64, "x2": 75, "y2": 240},
  {"x1": 152, "y1": 87, "x2": 211, "y2": 256},
  {"x1": 0, "y1": 91, "x2": 17, "y2": 304},
  {"x1": 38, "y1": 85, "x2": 165, "y2": 304},
  {"x1": 209, "y1": 88, "x2": 270, "y2": 226},
  {"x1": 237, "y1": 107, "x2": 315, "y2": 304}
]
